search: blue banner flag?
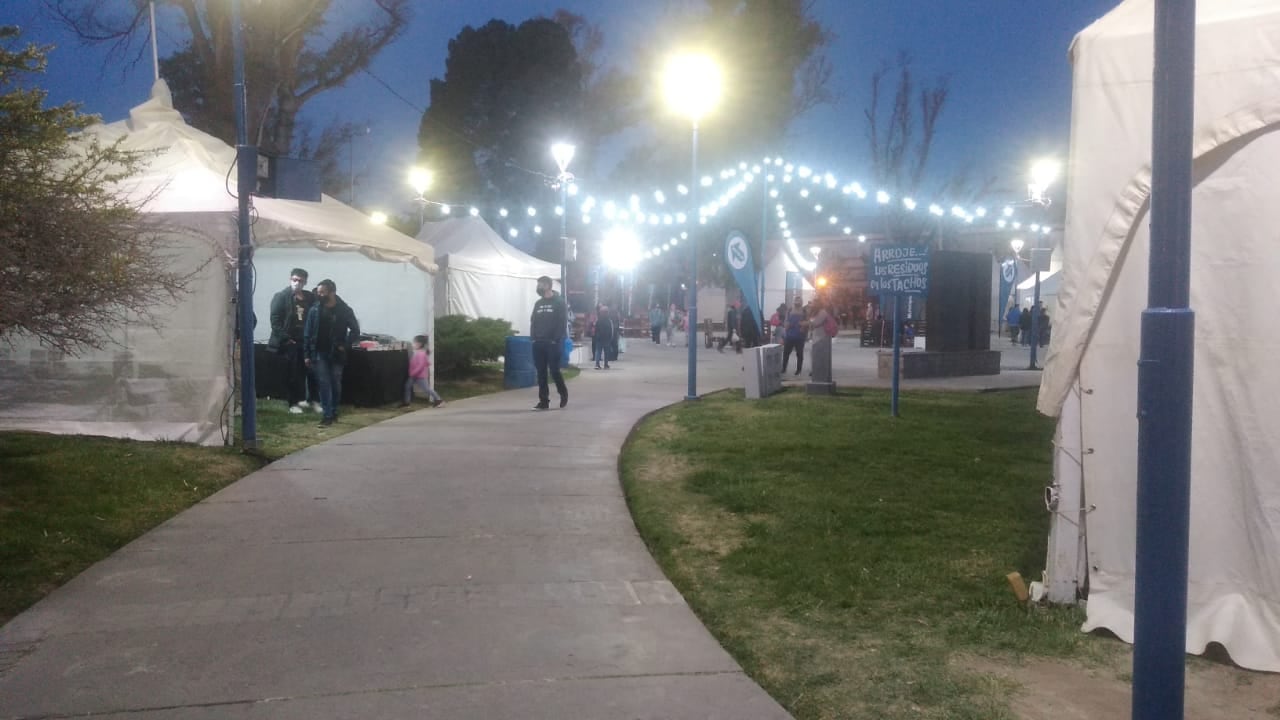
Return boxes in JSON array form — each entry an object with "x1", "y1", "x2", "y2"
[
  {"x1": 723, "y1": 231, "x2": 762, "y2": 332},
  {"x1": 998, "y1": 259, "x2": 1016, "y2": 313}
]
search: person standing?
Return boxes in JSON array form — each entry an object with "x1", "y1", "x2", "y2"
[
  {"x1": 593, "y1": 305, "x2": 616, "y2": 370},
  {"x1": 665, "y1": 303, "x2": 680, "y2": 346},
  {"x1": 303, "y1": 279, "x2": 360, "y2": 427},
  {"x1": 1006, "y1": 304, "x2": 1022, "y2": 345},
  {"x1": 268, "y1": 268, "x2": 315, "y2": 414},
  {"x1": 401, "y1": 335, "x2": 445, "y2": 408},
  {"x1": 718, "y1": 302, "x2": 739, "y2": 353},
  {"x1": 530, "y1": 275, "x2": 568, "y2": 410},
  {"x1": 648, "y1": 304, "x2": 665, "y2": 344},
  {"x1": 782, "y1": 296, "x2": 808, "y2": 376},
  {"x1": 1018, "y1": 305, "x2": 1032, "y2": 346}
]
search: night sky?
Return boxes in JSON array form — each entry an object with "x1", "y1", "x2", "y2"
[{"x1": 8, "y1": 0, "x2": 1120, "y2": 216}]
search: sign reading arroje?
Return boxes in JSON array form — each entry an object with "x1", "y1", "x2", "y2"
[{"x1": 869, "y1": 245, "x2": 930, "y2": 295}]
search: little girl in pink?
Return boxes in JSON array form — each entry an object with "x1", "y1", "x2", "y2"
[{"x1": 402, "y1": 335, "x2": 445, "y2": 407}]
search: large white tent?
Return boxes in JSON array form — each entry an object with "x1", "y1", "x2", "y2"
[
  {"x1": 0, "y1": 80, "x2": 434, "y2": 446},
  {"x1": 1039, "y1": 0, "x2": 1280, "y2": 670},
  {"x1": 417, "y1": 217, "x2": 559, "y2": 335}
]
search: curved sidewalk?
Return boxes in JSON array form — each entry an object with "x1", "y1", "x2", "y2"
[{"x1": 0, "y1": 342, "x2": 791, "y2": 720}]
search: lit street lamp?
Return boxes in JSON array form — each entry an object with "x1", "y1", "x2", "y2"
[
  {"x1": 551, "y1": 142, "x2": 576, "y2": 306},
  {"x1": 663, "y1": 51, "x2": 723, "y2": 400},
  {"x1": 1025, "y1": 158, "x2": 1059, "y2": 370},
  {"x1": 409, "y1": 166, "x2": 433, "y2": 232}
]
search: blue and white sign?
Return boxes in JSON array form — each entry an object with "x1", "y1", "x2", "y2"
[
  {"x1": 869, "y1": 245, "x2": 930, "y2": 296},
  {"x1": 723, "y1": 230, "x2": 762, "y2": 330}
]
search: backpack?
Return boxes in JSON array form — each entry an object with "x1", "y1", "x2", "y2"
[{"x1": 823, "y1": 314, "x2": 839, "y2": 338}]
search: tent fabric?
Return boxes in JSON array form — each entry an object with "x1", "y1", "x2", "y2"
[
  {"x1": 1038, "y1": 0, "x2": 1280, "y2": 670},
  {"x1": 0, "y1": 80, "x2": 433, "y2": 445},
  {"x1": 417, "y1": 218, "x2": 560, "y2": 335}
]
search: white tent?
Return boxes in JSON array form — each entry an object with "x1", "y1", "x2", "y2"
[
  {"x1": 0, "y1": 80, "x2": 434, "y2": 445},
  {"x1": 1039, "y1": 0, "x2": 1280, "y2": 671},
  {"x1": 417, "y1": 217, "x2": 559, "y2": 336}
]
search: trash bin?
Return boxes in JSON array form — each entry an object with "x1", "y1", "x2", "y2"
[{"x1": 503, "y1": 336, "x2": 536, "y2": 389}]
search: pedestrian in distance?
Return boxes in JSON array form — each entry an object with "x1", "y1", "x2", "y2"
[
  {"x1": 401, "y1": 335, "x2": 445, "y2": 408},
  {"x1": 593, "y1": 305, "x2": 616, "y2": 370},
  {"x1": 1019, "y1": 305, "x2": 1032, "y2": 346},
  {"x1": 781, "y1": 296, "x2": 808, "y2": 376},
  {"x1": 648, "y1": 304, "x2": 665, "y2": 344},
  {"x1": 530, "y1": 275, "x2": 568, "y2": 410},
  {"x1": 1006, "y1": 304, "x2": 1022, "y2": 345},
  {"x1": 303, "y1": 279, "x2": 360, "y2": 427},
  {"x1": 665, "y1": 303, "x2": 680, "y2": 346}
]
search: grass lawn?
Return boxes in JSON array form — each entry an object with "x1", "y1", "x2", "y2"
[
  {"x1": 620, "y1": 387, "x2": 1115, "y2": 719},
  {"x1": 0, "y1": 362, "x2": 578, "y2": 626}
]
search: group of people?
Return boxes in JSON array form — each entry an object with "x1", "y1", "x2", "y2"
[
  {"x1": 268, "y1": 267, "x2": 442, "y2": 429},
  {"x1": 646, "y1": 303, "x2": 688, "y2": 347},
  {"x1": 1005, "y1": 302, "x2": 1052, "y2": 347}
]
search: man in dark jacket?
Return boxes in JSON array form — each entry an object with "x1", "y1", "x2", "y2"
[
  {"x1": 592, "y1": 305, "x2": 616, "y2": 370},
  {"x1": 529, "y1": 275, "x2": 568, "y2": 410},
  {"x1": 303, "y1": 279, "x2": 360, "y2": 427},
  {"x1": 269, "y1": 267, "x2": 315, "y2": 414}
]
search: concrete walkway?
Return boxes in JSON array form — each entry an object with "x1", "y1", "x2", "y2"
[{"x1": 0, "y1": 338, "x2": 1040, "y2": 719}]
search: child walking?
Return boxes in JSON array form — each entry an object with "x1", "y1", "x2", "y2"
[{"x1": 402, "y1": 335, "x2": 445, "y2": 407}]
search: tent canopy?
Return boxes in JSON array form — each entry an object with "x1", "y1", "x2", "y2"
[
  {"x1": 1038, "y1": 0, "x2": 1280, "y2": 671},
  {"x1": 418, "y1": 218, "x2": 560, "y2": 335},
  {"x1": 82, "y1": 80, "x2": 435, "y2": 273}
]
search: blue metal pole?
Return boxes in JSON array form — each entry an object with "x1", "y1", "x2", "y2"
[
  {"x1": 891, "y1": 295, "x2": 901, "y2": 417},
  {"x1": 560, "y1": 181, "x2": 569, "y2": 310},
  {"x1": 760, "y1": 174, "x2": 768, "y2": 339},
  {"x1": 1133, "y1": 2, "x2": 1196, "y2": 719},
  {"x1": 686, "y1": 123, "x2": 699, "y2": 400},
  {"x1": 231, "y1": 0, "x2": 257, "y2": 449}
]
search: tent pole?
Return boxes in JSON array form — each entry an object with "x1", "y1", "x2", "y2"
[
  {"x1": 231, "y1": 0, "x2": 258, "y2": 449},
  {"x1": 1133, "y1": 2, "x2": 1196, "y2": 719}
]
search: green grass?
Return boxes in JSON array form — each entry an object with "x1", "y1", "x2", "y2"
[
  {"x1": 621, "y1": 387, "x2": 1114, "y2": 719},
  {"x1": 0, "y1": 434, "x2": 258, "y2": 625},
  {"x1": 0, "y1": 363, "x2": 578, "y2": 626}
]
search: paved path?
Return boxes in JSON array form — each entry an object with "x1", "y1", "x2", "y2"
[{"x1": 0, "y1": 338, "x2": 1039, "y2": 719}]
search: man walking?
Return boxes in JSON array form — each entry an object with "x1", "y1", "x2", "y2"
[
  {"x1": 593, "y1": 304, "x2": 616, "y2": 370},
  {"x1": 268, "y1": 268, "x2": 315, "y2": 414},
  {"x1": 303, "y1": 279, "x2": 360, "y2": 427},
  {"x1": 718, "y1": 302, "x2": 739, "y2": 353},
  {"x1": 530, "y1": 275, "x2": 568, "y2": 410}
]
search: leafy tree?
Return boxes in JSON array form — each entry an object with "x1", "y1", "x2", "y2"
[
  {"x1": 44, "y1": 0, "x2": 410, "y2": 157},
  {"x1": 0, "y1": 27, "x2": 190, "y2": 353},
  {"x1": 416, "y1": 15, "x2": 621, "y2": 242}
]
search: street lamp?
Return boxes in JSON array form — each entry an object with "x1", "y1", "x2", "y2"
[
  {"x1": 551, "y1": 142, "x2": 576, "y2": 306},
  {"x1": 663, "y1": 51, "x2": 722, "y2": 401},
  {"x1": 408, "y1": 166, "x2": 433, "y2": 232},
  {"x1": 230, "y1": 0, "x2": 258, "y2": 448},
  {"x1": 1025, "y1": 158, "x2": 1059, "y2": 370}
]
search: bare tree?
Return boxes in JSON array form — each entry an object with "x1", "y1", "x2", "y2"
[
  {"x1": 44, "y1": 0, "x2": 409, "y2": 157},
  {"x1": 0, "y1": 27, "x2": 194, "y2": 353}
]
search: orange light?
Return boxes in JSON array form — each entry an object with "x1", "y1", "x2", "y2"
[{"x1": 816, "y1": 275, "x2": 829, "y2": 288}]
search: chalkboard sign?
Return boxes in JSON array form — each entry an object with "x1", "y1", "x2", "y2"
[{"x1": 869, "y1": 246, "x2": 930, "y2": 296}]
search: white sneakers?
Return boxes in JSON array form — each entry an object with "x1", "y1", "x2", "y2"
[{"x1": 289, "y1": 404, "x2": 305, "y2": 414}]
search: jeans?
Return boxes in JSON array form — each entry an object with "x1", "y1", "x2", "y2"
[
  {"x1": 313, "y1": 352, "x2": 345, "y2": 421},
  {"x1": 403, "y1": 377, "x2": 442, "y2": 404},
  {"x1": 282, "y1": 341, "x2": 307, "y2": 406},
  {"x1": 651, "y1": 325, "x2": 662, "y2": 343},
  {"x1": 783, "y1": 338, "x2": 805, "y2": 375},
  {"x1": 592, "y1": 338, "x2": 609, "y2": 366},
  {"x1": 532, "y1": 340, "x2": 566, "y2": 405}
]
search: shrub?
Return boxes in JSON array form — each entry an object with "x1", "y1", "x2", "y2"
[{"x1": 433, "y1": 315, "x2": 513, "y2": 377}]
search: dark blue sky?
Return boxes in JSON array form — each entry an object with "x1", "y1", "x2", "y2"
[{"x1": 9, "y1": 0, "x2": 1118, "y2": 214}]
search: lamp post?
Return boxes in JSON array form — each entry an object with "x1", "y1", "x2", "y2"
[
  {"x1": 409, "y1": 166, "x2": 433, "y2": 233},
  {"x1": 663, "y1": 51, "x2": 722, "y2": 401},
  {"x1": 1025, "y1": 158, "x2": 1060, "y2": 370},
  {"x1": 551, "y1": 142, "x2": 576, "y2": 306},
  {"x1": 230, "y1": 0, "x2": 258, "y2": 449}
]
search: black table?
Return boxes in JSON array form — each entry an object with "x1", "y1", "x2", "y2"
[{"x1": 254, "y1": 344, "x2": 408, "y2": 408}]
